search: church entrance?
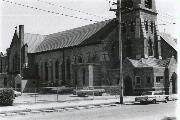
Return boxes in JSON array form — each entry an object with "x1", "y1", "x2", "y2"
[
  {"x1": 171, "y1": 72, "x2": 177, "y2": 94},
  {"x1": 124, "y1": 76, "x2": 133, "y2": 96}
]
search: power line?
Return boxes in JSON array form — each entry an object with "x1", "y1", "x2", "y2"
[
  {"x1": 36, "y1": 0, "x2": 109, "y2": 20},
  {"x1": 157, "y1": 18, "x2": 176, "y2": 25},
  {"x1": 157, "y1": 10, "x2": 176, "y2": 19},
  {"x1": 1, "y1": 0, "x2": 99, "y2": 22},
  {"x1": 158, "y1": 14, "x2": 175, "y2": 21}
]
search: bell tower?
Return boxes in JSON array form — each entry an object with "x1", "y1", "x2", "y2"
[{"x1": 121, "y1": 0, "x2": 161, "y2": 59}]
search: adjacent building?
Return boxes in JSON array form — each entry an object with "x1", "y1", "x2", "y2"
[{"x1": 0, "y1": 52, "x2": 8, "y2": 88}]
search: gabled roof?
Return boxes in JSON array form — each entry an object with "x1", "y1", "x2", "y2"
[
  {"x1": 127, "y1": 57, "x2": 171, "y2": 68},
  {"x1": 24, "y1": 19, "x2": 113, "y2": 53},
  {"x1": 24, "y1": 33, "x2": 46, "y2": 53},
  {"x1": 159, "y1": 32, "x2": 177, "y2": 51}
]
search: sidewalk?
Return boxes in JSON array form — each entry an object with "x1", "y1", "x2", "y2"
[{"x1": 0, "y1": 96, "x2": 136, "y2": 114}]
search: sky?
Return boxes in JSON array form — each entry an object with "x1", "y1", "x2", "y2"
[{"x1": 0, "y1": 0, "x2": 179, "y2": 53}]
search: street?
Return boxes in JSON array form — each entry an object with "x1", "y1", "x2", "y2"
[{"x1": 1, "y1": 101, "x2": 177, "y2": 120}]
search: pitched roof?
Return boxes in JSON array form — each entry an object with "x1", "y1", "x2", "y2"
[
  {"x1": 128, "y1": 57, "x2": 171, "y2": 68},
  {"x1": 24, "y1": 20, "x2": 113, "y2": 53},
  {"x1": 159, "y1": 32, "x2": 177, "y2": 51},
  {"x1": 24, "y1": 33, "x2": 46, "y2": 53}
]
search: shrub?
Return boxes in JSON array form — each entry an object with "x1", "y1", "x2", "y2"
[{"x1": 0, "y1": 88, "x2": 14, "y2": 106}]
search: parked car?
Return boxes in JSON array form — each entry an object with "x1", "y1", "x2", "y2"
[
  {"x1": 73, "y1": 87, "x2": 105, "y2": 97},
  {"x1": 14, "y1": 90, "x2": 22, "y2": 97},
  {"x1": 135, "y1": 91, "x2": 169, "y2": 104},
  {"x1": 169, "y1": 94, "x2": 178, "y2": 101}
]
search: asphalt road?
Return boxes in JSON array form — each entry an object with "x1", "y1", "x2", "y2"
[{"x1": 2, "y1": 101, "x2": 177, "y2": 120}]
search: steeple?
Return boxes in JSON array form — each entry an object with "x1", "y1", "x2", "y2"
[{"x1": 120, "y1": 0, "x2": 159, "y2": 59}]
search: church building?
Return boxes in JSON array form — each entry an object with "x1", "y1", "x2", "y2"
[{"x1": 1, "y1": 0, "x2": 177, "y2": 95}]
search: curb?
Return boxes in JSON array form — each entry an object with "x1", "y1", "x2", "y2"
[{"x1": 0, "y1": 101, "x2": 119, "y2": 116}]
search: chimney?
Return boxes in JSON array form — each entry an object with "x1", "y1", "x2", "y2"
[{"x1": 19, "y1": 25, "x2": 24, "y2": 47}]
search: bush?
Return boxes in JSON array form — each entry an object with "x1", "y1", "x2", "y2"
[{"x1": 0, "y1": 88, "x2": 14, "y2": 106}]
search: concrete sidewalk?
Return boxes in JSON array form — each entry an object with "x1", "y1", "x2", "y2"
[{"x1": 0, "y1": 96, "x2": 136, "y2": 114}]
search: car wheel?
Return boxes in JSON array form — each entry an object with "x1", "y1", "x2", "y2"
[{"x1": 152, "y1": 99, "x2": 156, "y2": 104}]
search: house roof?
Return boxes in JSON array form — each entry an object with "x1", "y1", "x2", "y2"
[
  {"x1": 128, "y1": 57, "x2": 171, "y2": 68},
  {"x1": 24, "y1": 19, "x2": 113, "y2": 53},
  {"x1": 24, "y1": 33, "x2": 46, "y2": 53},
  {"x1": 23, "y1": 21, "x2": 176, "y2": 54},
  {"x1": 159, "y1": 32, "x2": 177, "y2": 51}
]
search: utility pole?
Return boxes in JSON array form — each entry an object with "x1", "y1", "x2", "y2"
[{"x1": 110, "y1": 0, "x2": 123, "y2": 104}]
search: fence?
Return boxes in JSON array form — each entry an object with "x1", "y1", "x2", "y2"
[{"x1": 12, "y1": 86, "x2": 121, "y2": 104}]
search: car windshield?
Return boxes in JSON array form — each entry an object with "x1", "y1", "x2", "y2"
[{"x1": 142, "y1": 92, "x2": 152, "y2": 95}]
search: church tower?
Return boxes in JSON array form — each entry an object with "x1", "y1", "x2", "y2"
[{"x1": 121, "y1": 0, "x2": 161, "y2": 59}]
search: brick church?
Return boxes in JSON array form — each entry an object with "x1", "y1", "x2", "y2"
[{"x1": 0, "y1": 0, "x2": 177, "y2": 95}]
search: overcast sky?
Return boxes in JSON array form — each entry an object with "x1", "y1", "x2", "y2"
[{"x1": 0, "y1": 0, "x2": 179, "y2": 53}]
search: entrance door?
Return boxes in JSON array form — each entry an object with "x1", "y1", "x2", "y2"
[{"x1": 124, "y1": 76, "x2": 133, "y2": 96}]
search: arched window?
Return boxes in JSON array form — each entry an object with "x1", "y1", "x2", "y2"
[
  {"x1": 130, "y1": 21, "x2": 135, "y2": 32},
  {"x1": 45, "y1": 62, "x2": 48, "y2": 81},
  {"x1": 55, "y1": 60, "x2": 59, "y2": 79},
  {"x1": 150, "y1": 21, "x2": 154, "y2": 33},
  {"x1": 92, "y1": 53, "x2": 99, "y2": 62},
  {"x1": 122, "y1": 0, "x2": 133, "y2": 9},
  {"x1": 78, "y1": 56, "x2": 83, "y2": 63},
  {"x1": 35, "y1": 63, "x2": 39, "y2": 78},
  {"x1": 74, "y1": 70, "x2": 78, "y2": 86},
  {"x1": 61, "y1": 63, "x2": 65, "y2": 85},
  {"x1": 144, "y1": 20, "x2": 148, "y2": 31},
  {"x1": 66, "y1": 58, "x2": 71, "y2": 81},
  {"x1": 41, "y1": 62, "x2": 43, "y2": 80},
  {"x1": 13, "y1": 53, "x2": 19, "y2": 72},
  {"x1": 82, "y1": 69, "x2": 86, "y2": 86},
  {"x1": 50, "y1": 61, "x2": 53, "y2": 81},
  {"x1": 145, "y1": 0, "x2": 152, "y2": 9},
  {"x1": 148, "y1": 38, "x2": 153, "y2": 56}
]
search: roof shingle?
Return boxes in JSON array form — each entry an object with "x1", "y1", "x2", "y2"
[
  {"x1": 23, "y1": 20, "x2": 112, "y2": 53},
  {"x1": 128, "y1": 57, "x2": 170, "y2": 68},
  {"x1": 159, "y1": 32, "x2": 177, "y2": 51}
]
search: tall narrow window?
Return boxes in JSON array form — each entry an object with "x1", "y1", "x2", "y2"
[
  {"x1": 51, "y1": 61, "x2": 53, "y2": 81},
  {"x1": 145, "y1": 0, "x2": 152, "y2": 9},
  {"x1": 82, "y1": 69, "x2": 86, "y2": 86},
  {"x1": 35, "y1": 64, "x2": 39, "y2": 78},
  {"x1": 145, "y1": 20, "x2": 148, "y2": 31},
  {"x1": 130, "y1": 21, "x2": 135, "y2": 32},
  {"x1": 45, "y1": 62, "x2": 48, "y2": 81},
  {"x1": 156, "y1": 76, "x2": 163, "y2": 83},
  {"x1": 150, "y1": 21, "x2": 154, "y2": 33},
  {"x1": 74, "y1": 71, "x2": 78, "y2": 86},
  {"x1": 146, "y1": 77, "x2": 151, "y2": 84},
  {"x1": 41, "y1": 62, "x2": 43, "y2": 80},
  {"x1": 78, "y1": 56, "x2": 83, "y2": 63},
  {"x1": 148, "y1": 38, "x2": 153, "y2": 56},
  {"x1": 66, "y1": 58, "x2": 71, "y2": 81},
  {"x1": 55, "y1": 60, "x2": 59, "y2": 79},
  {"x1": 61, "y1": 63, "x2": 65, "y2": 85},
  {"x1": 135, "y1": 76, "x2": 141, "y2": 85}
]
